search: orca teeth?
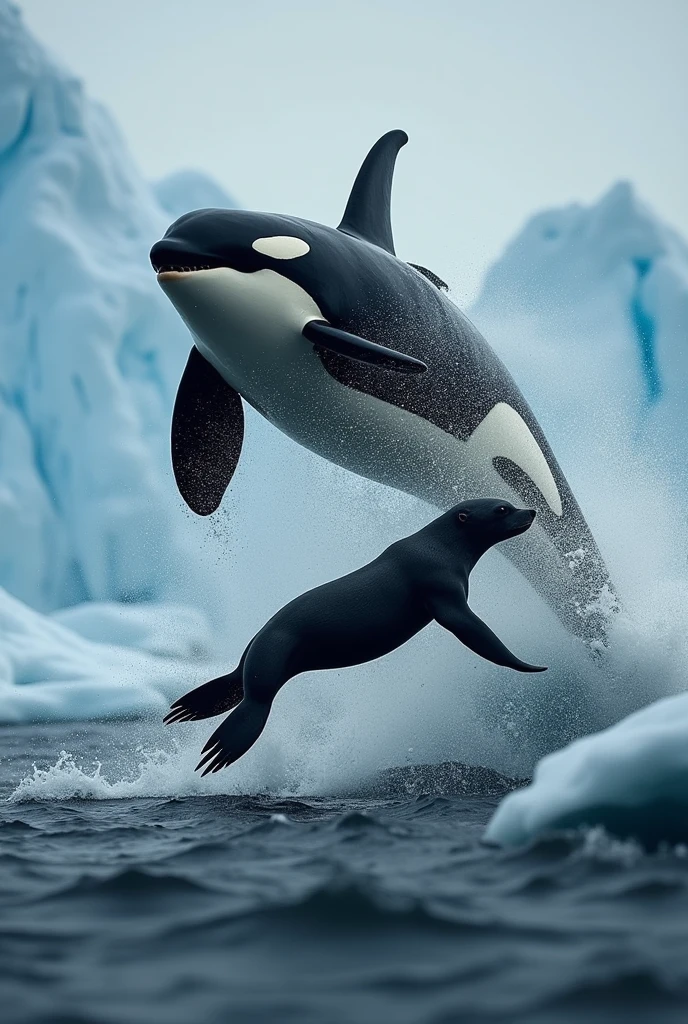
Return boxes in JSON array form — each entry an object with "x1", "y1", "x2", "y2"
[{"x1": 155, "y1": 264, "x2": 213, "y2": 273}]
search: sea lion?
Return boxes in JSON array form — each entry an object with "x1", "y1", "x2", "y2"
[{"x1": 164, "y1": 499, "x2": 546, "y2": 775}]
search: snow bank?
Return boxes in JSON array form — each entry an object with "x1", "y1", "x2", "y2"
[{"x1": 486, "y1": 690, "x2": 688, "y2": 848}]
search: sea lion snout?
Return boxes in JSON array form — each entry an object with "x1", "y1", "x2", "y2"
[{"x1": 507, "y1": 507, "x2": 536, "y2": 536}]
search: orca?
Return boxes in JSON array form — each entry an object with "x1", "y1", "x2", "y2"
[{"x1": 150, "y1": 130, "x2": 617, "y2": 644}]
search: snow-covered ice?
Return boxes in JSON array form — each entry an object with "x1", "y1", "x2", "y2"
[{"x1": 0, "y1": 586, "x2": 214, "y2": 723}]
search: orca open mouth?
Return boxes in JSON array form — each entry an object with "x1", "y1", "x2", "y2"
[{"x1": 150, "y1": 240, "x2": 226, "y2": 275}]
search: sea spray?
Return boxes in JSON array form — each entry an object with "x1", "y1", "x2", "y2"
[{"x1": 10, "y1": 503, "x2": 688, "y2": 803}]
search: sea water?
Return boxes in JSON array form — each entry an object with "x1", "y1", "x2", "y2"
[{"x1": 3, "y1": 722, "x2": 688, "y2": 1024}]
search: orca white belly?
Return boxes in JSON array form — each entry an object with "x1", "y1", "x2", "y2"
[{"x1": 161, "y1": 267, "x2": 562, "y2": 523}]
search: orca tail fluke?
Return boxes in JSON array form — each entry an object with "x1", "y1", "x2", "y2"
[
  {"x1": 196, "y1": 699, "x2": 271, "y2": 775},
  {"x1": 164, "y1": 670, "x2": 244, "y2": 725}
]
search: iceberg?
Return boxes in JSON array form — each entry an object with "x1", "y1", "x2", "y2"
[
  {"x1": 470, "y1": 181, "x2": 688, "y2": 492},
  {"x1": 0, "y1": 1, "x2": 243, "y2": 722},
  {"x1": 0, "y1": 0, "x2": 234, "y2": 613},
  {"x1": 153, "y1": 169, "x2": 237, "y2": 222}
]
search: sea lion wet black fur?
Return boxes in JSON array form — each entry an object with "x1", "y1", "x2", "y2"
[{"x1": 165, "y1": 499, "x2": 547, "y2": 775}]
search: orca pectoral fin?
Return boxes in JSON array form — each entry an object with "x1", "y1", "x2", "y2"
[
  {"x1": 303, "y1": 320, "x2": 427, "y2": 375},
  {"x1": 433, "y1": 597, "x2": 547, "y2": 673},
  {"x1": 172, "y1": 347, "x2": 244, "y2": 516}
]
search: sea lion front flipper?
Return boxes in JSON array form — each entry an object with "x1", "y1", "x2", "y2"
[
  {"x1": 431, "y1": 596, "x2": 547, "y2": 673},
  {"x1": 172, "y1": 347, "x2": 244, "y2": 515},
  {"x1": 304, "y1": 320, "x2": 427, "y2": 375}
]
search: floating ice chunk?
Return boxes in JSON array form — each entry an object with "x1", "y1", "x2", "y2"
[{"x1": 486, "y1": 691, "x2": 688, "y2": 848}]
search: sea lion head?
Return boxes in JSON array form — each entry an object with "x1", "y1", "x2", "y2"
[{"x1": 453, "y1": 498, "x2": 536, "y2": 546}]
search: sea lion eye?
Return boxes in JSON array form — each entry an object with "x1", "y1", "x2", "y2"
[
  {"x1": 496, "y1": 505, "x2": 509, "y2": 515},
  {"x1": 458, "y1": 511, "x2": 468, "y2": 522},
  {"x1": 251, "y1": 236, "x2": 310, "y2": 259}
]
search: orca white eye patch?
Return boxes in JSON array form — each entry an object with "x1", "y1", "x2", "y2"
[{"x1": 252, "y1": 236, "x2": 310, "y2": 259}]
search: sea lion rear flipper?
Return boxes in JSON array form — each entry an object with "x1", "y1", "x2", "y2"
[
  {"x1": 196, "y1": 699, "x2": 271, "y2": 776},
  {"x1": 304, "y1": 320, "x2": 426, "y2": 375},
  {"x1": 165, "y1": 639, "x2": 254, "y2": 724},
  {"x1": 172, "y1": 347, "x2": 244, "y2": 515},
  {"x1": 164, "y1": 668, "x2": 243, "y2": 725},
  {"x1": 432, "y1": 598, "x2": 547, "y2": 673}
]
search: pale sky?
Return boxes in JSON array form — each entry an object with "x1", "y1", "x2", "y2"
[{"x1": 18, "y1": 0, "x2": 688, "y2": 303}]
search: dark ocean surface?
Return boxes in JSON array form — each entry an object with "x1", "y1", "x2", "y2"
[{"x1": 2, "y1": 723, "x2": 688, "y2": 1024}]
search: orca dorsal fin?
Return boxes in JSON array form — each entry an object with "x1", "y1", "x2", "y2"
[{"x1": 337, "y1": 130, "x2": 408, "y2": 255}]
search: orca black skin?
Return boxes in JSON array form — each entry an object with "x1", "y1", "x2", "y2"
[
  {"x1": 164, "y1": 499, "x2": 546, "y2": 776},
  {"x1": 151, "y1": 130, "x2": 617, "y2": 644}
]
